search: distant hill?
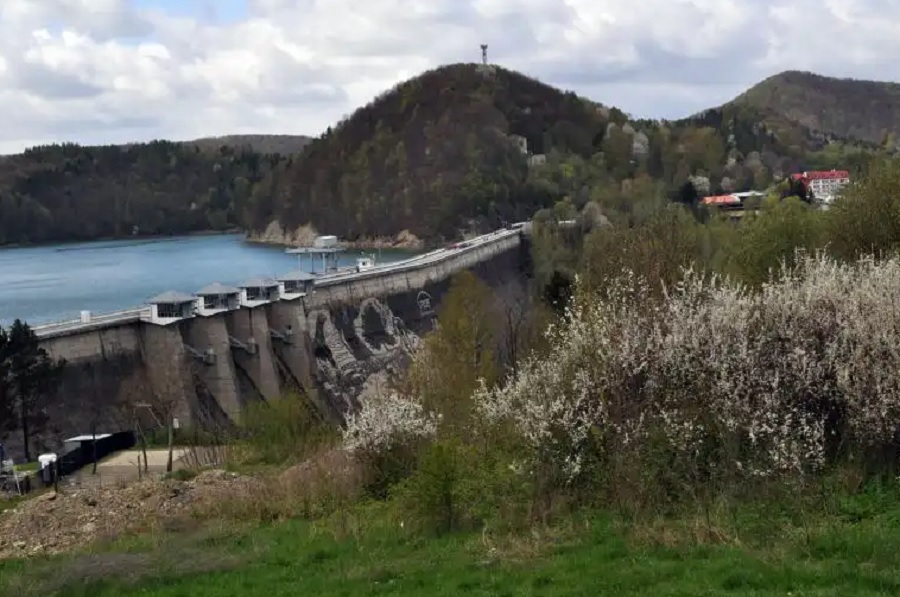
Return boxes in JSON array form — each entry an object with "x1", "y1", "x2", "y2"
[
  {"x1": 0, "y1": 142, "x2": 281, "y2": 245},
  {"x1": 185, "y1": 134, "x2": 312, "y2": 155},
  {"x1": 255, "y1": 63, "x2": 621, "y2": 242},
  {"x1": 726, "y1": 70, "x2": 900, "y2": 145},
  {"x1": 255, "y1": 64, "x2": 896, "y2": 244},
  {"x1": 0, "y1": 66, "x2": 895, "y2": 249},
  {"x1": 672, "y1": 71, "x2": 899, "y2": 189}
]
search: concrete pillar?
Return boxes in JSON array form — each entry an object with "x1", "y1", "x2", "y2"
[
  {"x1": 138, "y1": 323, "x2": 195, "y2": 425},
  {"x1": 226, "y1": 307, "x2": 280, "y2": 401},
  {"x1": 184, "y1": 315, "x2": 242, "y2": 421},
  {"x1": 267, "y1": 301, "x2": 315, "y2": 390},
  {"x1": 267, "y1": 300, "x2": 340, "y2": 423}
]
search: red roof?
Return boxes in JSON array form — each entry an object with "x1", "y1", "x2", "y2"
[
  {"x1": 791, "y1": 170, "x2": 850, "y2": 181},
  {"x1": 702, "y1": 194, "x2": 741, "y2": 205}
]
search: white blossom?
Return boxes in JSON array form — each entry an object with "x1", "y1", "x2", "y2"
[
  {"x1": 343, "y1": 391, "x2": 438, "y2": 454},
  {"x1": 475, "y1": 252, "x2": 900, "y2": 481}
]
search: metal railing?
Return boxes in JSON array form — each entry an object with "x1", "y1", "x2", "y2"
[
  {"x1": 33, "y1": 307, "x2": 150, "y2": 338},
  {"x1": 30, "y1": 227, "x2": 523, "y2": 338},
  {"x1": 313, "y1": 228, "x2": 521, "y2": 287}
]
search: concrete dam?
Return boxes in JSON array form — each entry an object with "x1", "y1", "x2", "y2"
[{"x1": 13, "y1": 228, "x2": 530, "y2": 455}]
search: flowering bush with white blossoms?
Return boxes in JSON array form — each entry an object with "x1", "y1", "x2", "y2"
[
  {"x1": 475, "y1": 253, "x2": 900, "y2": 485},
  {"x1": 343, "y1": 391, "x2": 439, "y2": 455}
]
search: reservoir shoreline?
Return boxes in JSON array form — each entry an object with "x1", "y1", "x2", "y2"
[
  {"x1": 0, "y1": 228, "x2": 242, "y2": 252},
  {"x1": 0, "y1": 234, "x2": 412, "y2": 326}
]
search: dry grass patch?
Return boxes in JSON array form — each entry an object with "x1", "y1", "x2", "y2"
[
  {"x1": 190, "y1": 448, "x2": 366, "y2": 523},
  {"x1": 476, "y1": 517, "x2": 589, "y2": 565},
  {"x1": 624, "y1": 514, "x2": 742, "y2": 550}
]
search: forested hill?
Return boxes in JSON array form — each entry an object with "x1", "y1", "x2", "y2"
[
  {"x1": 253, "y1": 63, "x2": 616, "y2": 241},
  {"x1": 184, "y1": 134, "x2": 312, "y2": 155},
  {"x1": 0, "y1": 64, "x2": 895, "y2": 247},
  {"x1": 727, "y1": 70, "x2": 900, "y2": 146},
  {"x1": 254, "y1": 63, "x2": 889, "y2": 243},
  {"x1": 0, "y1": 142, "x2": 282, "y2": 245}
]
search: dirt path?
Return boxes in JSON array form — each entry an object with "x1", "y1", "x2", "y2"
[
  {"x1": 66, "y1": 449, "x2": 189, "y2": 489},
  {"x1": 98, "y1": 448, "x2": 187, "y2": 469}
]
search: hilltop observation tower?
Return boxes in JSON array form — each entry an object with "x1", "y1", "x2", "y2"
[{"x1": 477, "y1": 43, "x2": 495, "y2": 75}]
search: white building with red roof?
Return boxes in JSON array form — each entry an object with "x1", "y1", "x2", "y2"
[{"x1": 790, "y1": 169, "x2": 850, "y2": 204}]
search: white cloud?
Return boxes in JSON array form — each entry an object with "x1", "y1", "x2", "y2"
[{"x1": 1, "y1": 0, "x2": 899, "y2": 153}]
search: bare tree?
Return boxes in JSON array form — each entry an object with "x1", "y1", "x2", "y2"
[
  {"x1": 499, "y1": 291, "x2": 529, "y2": 378},
  {"x1": 83, "y1": 362, "x2": 106, "y2": 475},
  {"x1": 494, "y1": 282, "x2": 547, "y2": 379},
  {"x1": 144, "y1": 370, "x2": 183, "y2": 474},
  {"x1": 115, "y1": 361, "x2": 185, "y2": 474},
  {"x1": 115, "y1": 374, "x2": 151, "y2": 475}
]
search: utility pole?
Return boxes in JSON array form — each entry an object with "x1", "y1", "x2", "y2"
[{"x1": 480, "y1": 44, "x2": 488, "y2": 65}]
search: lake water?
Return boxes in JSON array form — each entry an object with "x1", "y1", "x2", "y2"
[{"x1": 0, "y1": 234, "x2": 408, "y2": 326}]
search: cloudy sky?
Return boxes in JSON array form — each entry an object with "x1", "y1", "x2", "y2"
[{"x1": 0, "y1": 0, "x2": 897, "y2": 154}]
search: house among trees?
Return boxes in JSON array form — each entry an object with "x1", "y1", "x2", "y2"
[
  {"x1": 701, "y1": 191, "x2": 766, "y2": 218},
  {"x1": 790, "y1": 170, "x2": 851, "y2": 205}
]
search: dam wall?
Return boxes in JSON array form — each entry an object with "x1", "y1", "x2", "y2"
[{"x1": 1, "y1": 229, "x2": 528, "y2": 458}]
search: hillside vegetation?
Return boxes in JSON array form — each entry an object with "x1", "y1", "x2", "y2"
[
  {"x1": 7, "y1": 161, "x2": 900, "y2": 594},
  {"x1": 5, "y1": 500, "x2": 900, "y2": 595},
  {"x1": 8, "y1": 161, "x2": 900, "y2": 593},
  {"x1": 255, "y1": 63, "x2": 618, "y2": 241},
  {"x1": 257, "y1": 63, "x2": 899, "y2": 243},
  {"x1": 728, "y1": 70, "x2": 900, "y2": 145},
  {"x1": 0, "y1": 64, "x2": 896, "y2": 247},
  {"x1": 0, "y1": 142, "x2": 281, "y2": 245},
  {"x1": 184, "y1": 134, "x2": 312, "y2": 155}
]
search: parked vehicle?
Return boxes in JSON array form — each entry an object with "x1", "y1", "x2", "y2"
[{"x1": 356, "y1": 255, "x2": 376, "y2": 272}]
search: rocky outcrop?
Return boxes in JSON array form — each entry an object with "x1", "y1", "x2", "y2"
[
  {"x1": 246, "y1": 220, "x2": 319, "y2": 247},
  {"x1": 309, "y1": 297, "x2": 425, "y2": 417},
  {"x1": 247, "y1": 220, "x2": 424, "y2": 251},
  {"x1": 342, "y1": 230, "x2": 424, "y2": 251}
]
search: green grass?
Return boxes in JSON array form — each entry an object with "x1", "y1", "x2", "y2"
[
  {"x1": 4, "y1": 490, "x2": 900, "y2": 597},
  {"x1": 13, "y1": 462, "x2": 39, "y2": 473}
]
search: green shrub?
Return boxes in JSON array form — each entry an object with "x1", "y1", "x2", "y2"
[
  {"x1": 725, "y1": 196, "x2": 825, "y2": 286},
  {"x1": 164, "y1": 468, "x2": 198, "y2": 482},
  {"x1": 392, "y1": 440, "x2": 471, "y2": 535},
  {"x1": 826, "y1": 158, "x2": 900, "y2": 261},
  {"x1": 240, "y1": 395, "x2": 336, "y2": 466},
  {"x1": 357, "y1": 442, "x2": 421, "y2": 501},
  {"x1": 143, "y1": 426, "x2": 225, "y2": 449},
  {"x1": 391, "y1": 437, "x2": 536, "y2": 536}
]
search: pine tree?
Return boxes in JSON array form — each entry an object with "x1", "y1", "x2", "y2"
[
  {"x1": 0, "y1": 327, "x2": 13, "y2": 438},
  {"x1": 0, "y1": 320, "x2": 66, "y2": 461}
]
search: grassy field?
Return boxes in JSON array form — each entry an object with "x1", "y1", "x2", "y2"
[{"x1": 3, "y1": 485, "x2": 900, "y2": 597}]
